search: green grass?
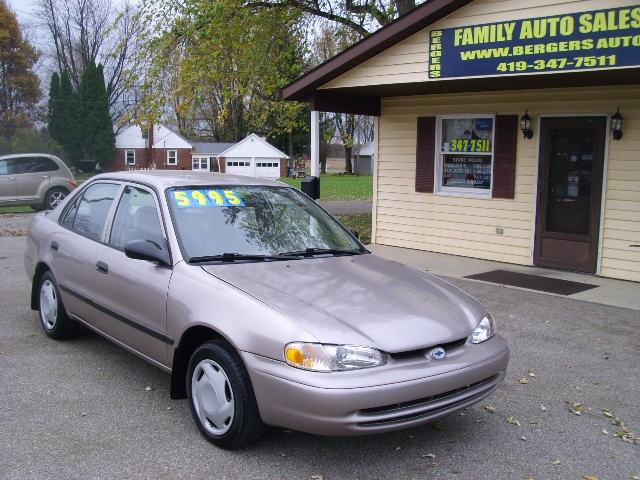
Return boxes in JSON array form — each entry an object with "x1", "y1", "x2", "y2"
[
  {"x1": 0, "y1": 205, "x2": 33, "y2": 214},
  {"x1": 336, "y1": 213, "x2": 372, "y2": 245},
  {"x1": 279, "y1": 175, "x2": 372, "y2": 201}
]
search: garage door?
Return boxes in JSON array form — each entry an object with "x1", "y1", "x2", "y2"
[
  {"x1": 225, "y1": 157, "x2": 252, "y2": 177},
  {"x1": 255, "y1": 158, "x2": 280, "y2": 179}
]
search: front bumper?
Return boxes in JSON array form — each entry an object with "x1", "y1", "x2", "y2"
[{"x1": 242, "y1": 335, "x2": 509, "y2": 436}]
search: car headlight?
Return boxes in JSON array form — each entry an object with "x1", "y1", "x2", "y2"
[
  {"x1": 284, "y1": 342, "x2": 388, "y2": 371},
  {"x1": 470, "y1": 315, "x2": 495, "y2": 344}
]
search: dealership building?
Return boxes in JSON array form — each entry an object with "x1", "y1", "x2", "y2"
[{"x1": 282, "y1": 0, "x2": 640, "y2": 282}]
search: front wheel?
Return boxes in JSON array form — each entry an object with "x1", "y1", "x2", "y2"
[
  {"x1": 187, "y1": 340, "x2": 265, "y2": 449},
  {"x1": 38, "y1": 271, "x2": 78, "y2": 339}
]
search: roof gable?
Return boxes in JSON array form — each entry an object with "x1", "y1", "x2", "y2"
[
  {"x1": 115, "y1": 124, "x2": 192, "y2": 149},
  {"x1": 280, "y1": 0, "x2": 472, "y2": 101},
  {"x1": 218, "y1": 134, "x2": 289, "y2": 159}
]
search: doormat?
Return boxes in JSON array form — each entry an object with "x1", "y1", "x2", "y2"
[{"x1": 464, "y1": 270, "x2": 598, "y2": 295}]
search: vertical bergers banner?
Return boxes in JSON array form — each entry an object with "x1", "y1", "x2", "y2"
[{"x1": 428, "y1": 6, "x2": 640, "y2": 79}]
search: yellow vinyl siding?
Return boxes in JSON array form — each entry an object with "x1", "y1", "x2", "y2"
[
  {"x1": 321, "y1": 0, "x2": 639, "y2": 89},
  {"x1": 373, "y1": 85, "x2": 640, "y2": 282}
]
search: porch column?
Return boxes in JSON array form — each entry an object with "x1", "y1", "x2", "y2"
[{"x1": 310, "y1": 110, "x2": 320, "y2": 177}]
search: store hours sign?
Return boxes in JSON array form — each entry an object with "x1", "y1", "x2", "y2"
[{"x1": 428, "y1": 6, "x2": 640, "y2": 79}]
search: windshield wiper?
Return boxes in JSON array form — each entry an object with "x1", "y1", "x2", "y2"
[
  {"x1": 277, "y1": 247, "x2": 362, "y2": 258},
  {"x1": 189, "y1": 252, "x2": 301, "y2": 263}
]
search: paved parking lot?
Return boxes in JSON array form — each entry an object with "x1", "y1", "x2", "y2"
[{"x1": 1, "y1": 212, "x2": 638, "y2": 480}]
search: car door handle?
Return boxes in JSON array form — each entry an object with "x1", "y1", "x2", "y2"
[
  {"x1": 96, "y1": 261, "x2": 109, "y2": 274},
  {"x1": 50, "y1": 241, "x2": 59, "y2": 251}
]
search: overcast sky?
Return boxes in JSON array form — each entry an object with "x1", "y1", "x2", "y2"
[{"x1": 7, "y1": 0, "x2": 34, "y2": 24}]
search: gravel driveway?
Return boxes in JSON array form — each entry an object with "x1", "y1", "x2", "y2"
[{"x1": 0, "y1": 212, "x2": 638, "y2": 480}]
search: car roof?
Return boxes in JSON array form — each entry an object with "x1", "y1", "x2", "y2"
[
  {"x1": 0, "y1": 153, "x2": 59, "y2": 160},
  {"x1": 89, "y1": 170, "x2": 288, "y2": 190}
]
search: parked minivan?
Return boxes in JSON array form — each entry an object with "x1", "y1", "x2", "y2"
[{"x1": 0, "y1": 154, "x2": 76, "y2": 210}]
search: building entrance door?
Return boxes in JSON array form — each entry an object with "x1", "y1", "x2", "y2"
[{"x1": 534, "y1": 117, "x2": 606, "y2": 273}]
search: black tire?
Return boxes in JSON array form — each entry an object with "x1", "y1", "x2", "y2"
[
  {"x1": 44, "y1": 187, "x2": 68, "y2": 210},
  {"x1": 37, "y1": 271, "x2": 79, "y2": 340},
  {"x1": 187, "y1": 340, "x2": 265, "y2": 449}
]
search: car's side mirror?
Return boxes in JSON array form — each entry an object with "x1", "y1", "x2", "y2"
[{"x1": 124, "y1": 239, "x2": 171, "y2": 266}]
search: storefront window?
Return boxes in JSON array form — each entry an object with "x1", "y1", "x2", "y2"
[{"x1": 437, "y1": 116, "x2": 494, "y2": 195}]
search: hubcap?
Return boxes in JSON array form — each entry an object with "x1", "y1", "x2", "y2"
[
  {"x1": 49, "y1": 191, "x2": 65, "y2": 208},
  {"x1": 39, "y1": 280, "x2": 58, "y2": 330},
  {"x1": 191, "y1": 359, "x2": 235, "y2": 435}
]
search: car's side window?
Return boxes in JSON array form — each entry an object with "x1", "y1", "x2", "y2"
[
  {"x1": 13, "y1": 157, "x2": 59, "y2": 174},
  {"x1": 109, "y1": 186, "x2": 164, "y2": 250},
  {"x1": 69, "y1": 183, "x2": 120, "y2": 242},
  {"x1": 60, "y1": 194, "x2": 81, "y2": 229},
  {"x1": 0, "y1": 159, "x2": 14, "y2": 175}
]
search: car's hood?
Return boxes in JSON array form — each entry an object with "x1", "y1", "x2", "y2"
[{"x1": 201, "y1": 254, "x2": 487, "y2": 353}]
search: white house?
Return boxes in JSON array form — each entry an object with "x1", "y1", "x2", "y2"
[{"x1": 218, "y1": 134, "x2": 289, "y2": 180}]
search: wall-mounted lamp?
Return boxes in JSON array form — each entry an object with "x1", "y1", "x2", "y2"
[
  {"x1": 520, "y1": 110, "x2": 533, "y2": 139},
  {"x1": 611, "y1": 107, "x2": 623, "y2": 140}
]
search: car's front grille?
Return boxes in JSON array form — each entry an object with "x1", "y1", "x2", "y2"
[
  {"x1": 355, "y1": 374, "x2": 501, "y2": 428},
  {"x1": 388, "y1": 337, "x2": 467, "y2": 360}
]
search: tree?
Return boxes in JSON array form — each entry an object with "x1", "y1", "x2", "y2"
[
  {"x1": 36, "y1": 0, "x2": 143, "y2": 126},
  {"x1": 244, "y1": 0, "x2": 420, "y2": 37},
  {"x1": 57, "y1": 70, "x2": 83, "y2": 165},
  {"x1": 139, "y1": 0, "x2": 308, "y2": 149},
  {"x1": 9, "y1": 128, "x2": 67, "y2": 161},
  {"x1": 79, "y1": 62, "x2": 115, "y2": 165},
  {"x1": 0, "y1": 0, "x2": 41, "y2": 142},
  {"x1": 47, "y1": 72, "x2": 62, "y2": 142}
]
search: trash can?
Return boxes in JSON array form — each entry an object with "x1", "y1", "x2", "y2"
[{"x1": 301, "y1": 176, "x2": 320, "y2": 200}]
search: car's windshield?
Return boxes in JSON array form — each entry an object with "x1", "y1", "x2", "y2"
[{"x1": 167, "y1": 185, "x2": 364, "y2": 261}]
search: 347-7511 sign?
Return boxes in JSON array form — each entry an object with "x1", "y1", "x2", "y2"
[{"x1": 428, "y1": 6, "x2": 640, "y2": 79}]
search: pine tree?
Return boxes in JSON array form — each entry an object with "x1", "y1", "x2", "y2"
[
  {"x1": 47, "y1": 72, "x2": 62, "y2": 143},
  {"x1": 59, "y1": 70, "x2": 83, "y2": 166},
  {"x1": 79, "y1": 62, "x2": 115, "y2": 166}
]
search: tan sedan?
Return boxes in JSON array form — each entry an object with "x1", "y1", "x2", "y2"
[{"x1": 25, "y1": 171, "x2": 509, "y2": 449}]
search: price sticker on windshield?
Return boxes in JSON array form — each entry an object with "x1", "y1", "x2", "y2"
[{"x1": 171, "y1": 189, "x2": 245, "y2": 208}]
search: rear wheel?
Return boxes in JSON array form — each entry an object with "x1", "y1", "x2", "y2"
[
  {"x1": 44, "y1": 187, "x2": 68, "y2": 210},
  {"x1": 38, "y1": 271, "x2": 78, "y2": 339},
  {"x1": 187, "y1": 340, "x2": 265, "y2": 449}
]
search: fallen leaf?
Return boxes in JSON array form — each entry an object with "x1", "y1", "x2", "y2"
[
  {"x1": 519, "y1": 377, "x2": 529, "y2": 385},
  {"x1": 527, "y1": 370, "x2": 536, "y2": 377},
  {"x1": 520, "y1": 436, "x2": 527, "y2": 441},
  {"x1": 583, "y1": 476, "x2": 599, "y2": 480},
  {"x1": 603, "y1": 409, "x2": 614, "y2": 418},
  {"x1": 565, "y1": 400, "x2": 585, "y2": 416},
  {"x1": 484, "y1": 405, "x2": 496, "y2": 413},
  {"x1": 145, "y1": 386, "x2": 154, "y2": 391},
  {"x1": 631, "y1": 475, "x2": 640, "y2": 480},
  {"x1": 80, "y1": 412, "x2": 87, "y2": 417},
  {"x1": 552, "y1": 460, "x2": 561, "y2": 465},
  {"x1": 540, "y1": 404, "x2": 547, "y2": 412},
  {"x1": 422, "y1": 453, "x2": 436, "y2": 459},
  {"x1": 506, "y1": 416, "x2": 521, "y2": 426},
  {"x1": 602, "y1": 429, "x2": 608, "y2": 435},
  {"x1": 311, "y1": 476, "x2": 323, "y2": 480},
  {"x1": 395, "y1": 446, "x2": 402, "y2": 451}
]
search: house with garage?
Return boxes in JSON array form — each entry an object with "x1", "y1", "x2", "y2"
[
  {"x1": 112, "y1": 128, "x2": 288, "y2": 180},
  {"x1": 282, "y1": 0, "x2": 640, "y2": 282}
]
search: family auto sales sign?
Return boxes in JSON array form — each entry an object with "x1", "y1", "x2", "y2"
[{"x1": 428, "y1": 6, "x2": 640, "y2": 79}]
